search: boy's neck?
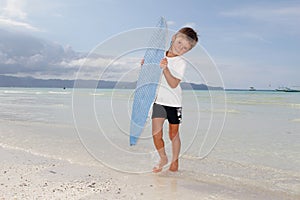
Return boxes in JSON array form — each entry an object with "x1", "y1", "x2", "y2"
[{"x1": 166, "y1": 50, "x2": 178, "y2": 58}]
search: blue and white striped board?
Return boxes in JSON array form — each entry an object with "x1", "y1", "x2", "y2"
[{"x1": 130, "y1": 18, "x2": 168, "y2": 145}]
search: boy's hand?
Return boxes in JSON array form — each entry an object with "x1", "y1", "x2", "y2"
[
  {"x1": 160, "y1": 58, "x2": 168, "y2": 70},
  {"x1": 140, "y1": 58, "x2": 145, "y2": 66}
]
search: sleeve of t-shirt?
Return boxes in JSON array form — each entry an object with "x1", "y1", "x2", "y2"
[{"x1": 169, "y1": 58, "x2": 186, "y2": 80}]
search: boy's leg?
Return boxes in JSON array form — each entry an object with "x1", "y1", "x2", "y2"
[
  {"x1": 152, "y1": 118, "x2": 168, "y2": 173},
  {"x1": 169, "y1": 123, "x2": 180, "y2": 172}
]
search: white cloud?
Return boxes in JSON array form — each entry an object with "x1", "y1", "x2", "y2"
[
  {"x1": 2, "y1": 0, "x2": 27, "y2": 20},
  {"x1": 0, "y1": 26, "x2": 141, "y2": 81},
  {"x1": 0, "y1": 0, "x2": 41, "y2": 31},
  {"x1": 220, "y1": 4, "x2": 300, "y2": 29},
  {"x1": 62, "y1": 57, "x2": 112, "y2": 68},
  {"x1": 0, "y1": 17, "x2": 40, "y2": 31},
  {"x1": 167, "y1": 20, "x2": 176, "y2": 26},
  {"x1": 59, "y1": 54, "x2": 140, "y2": 80},
  {"x1": 217, "y1": 3, "x2": 300, "y2": 47},
  {"x1": 241, "y1": 32, "x2": 271, "y2": 44},
  {"x1": 221, "y1": 5, "x2": 300, "y2": 18},
  {"x1": 213, "y1": 56, "x2": 300, "y2": 89},
  {"x1": 182, "y1": 22, "x2": 196, "y2": 29}
]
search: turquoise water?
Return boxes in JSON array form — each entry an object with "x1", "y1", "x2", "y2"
[{"x1": 0, "y1": 88, "x2": 299, "y2": 198}]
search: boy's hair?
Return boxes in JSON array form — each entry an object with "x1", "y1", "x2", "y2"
[{"x1": 177, "y1": 27, "x2": 198, "y2": 48}]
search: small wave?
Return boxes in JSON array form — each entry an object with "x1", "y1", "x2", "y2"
[
  {"x1": 0, "y1": 142, "x2": 74, "y2": 163},
  {"x1": 290, "y1": 104, "x2": 300, "y2": 109},
  {"x1": 201, "y1": 109, "x2": 240, "y2": 114},
  {"x1": 48, "y1": 91, "x2": 71, "y2": 95},
  {"x1": 226, "y1": 100, "x2": 300, "y2": 109},
  {"x1": 224, "y1": 109, "x2": 240, "y2": 114},
  {"x1": 89, "y1": 93, "x2": 105, "y2": 96},
  {"x1": 2, "y1": 90, "x2": 46, "y2": 95},
  {"x1": 181, "y1": 154, "x2": 203, "y2": 160},
  {"x1": 179, "y1": 157, "x2": 300, "y2": 197},
  {"x1": 3, "y1": 90, "x2": 27, "y2": 94},
  {"x1": 291, "y1": 118, "x2": 300, "y2": 122}
]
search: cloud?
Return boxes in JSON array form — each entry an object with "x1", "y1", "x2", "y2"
[
  {"x1": 167, "y1": 20, "x2": 176, "y2": 26},
  {"x1": 221, "y1": 4, "x2": 300, "y2": 19},
  {"x1": 220, "y1": 3, "x2": 300, "y2": 34},
  {"x1": 214, "y1": 56, "x2": 300, "y2": 89},
  {"x1": 2, "y1": 0, "x2": 27, "y2": 19},
  {"x1": 0, "y1": 28, "x2": 76, "y2": 78},
  {"x1": 241, "y1": 32, "x2": 271, "y2": 43},
  {"x1": 182, "y1": 22, "x2": 196, "y2": 29},
  {"x1": 0, "y1": 17, "x2": 40, "y2": 31},
  {"x1": 0, "y1": 28, "x2": 140, "y2": 80},
  {"x1": 0, "y1": 0, "x2": 41, "y2": 31},
  {"x1": 59, "y1": 54, "x2": 140, "y2": 80}
]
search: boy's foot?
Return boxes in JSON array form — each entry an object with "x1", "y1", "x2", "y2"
[
  {"x1": 152, "y1": 157, "x2": 168, "y2": 173},
  {"x1": 168, "y1": 160, "x2": 179, "y2": 172}
]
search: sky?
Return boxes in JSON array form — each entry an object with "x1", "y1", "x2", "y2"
[{"x1": 0, "y1": 0, "x2": 299, "y2": 89}]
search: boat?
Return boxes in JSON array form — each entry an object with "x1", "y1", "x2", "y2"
[
  {"x1": 249, "y1": 87, "x2": 256, "y2": 91},
  {"x1": 284, "y1": 88, "x2": 300, "y2": 92},
  {"x1": 275, "y1": 86, "x2": 300, "y2": 92}
]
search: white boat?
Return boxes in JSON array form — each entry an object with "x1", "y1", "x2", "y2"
[
  {"x1": 275, "y1": 86, "x2": 300, "y2": 92},
  {"x1": 249, "y1": 87, "x2": 256, "y2": 91}
]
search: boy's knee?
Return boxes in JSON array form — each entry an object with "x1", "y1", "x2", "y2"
[
  {"x1": 169, "y1": 132, "x2": 179, "y2": 140},
  {"x1": 153, "y1": 133, "x2": 162, "y2": 140}
]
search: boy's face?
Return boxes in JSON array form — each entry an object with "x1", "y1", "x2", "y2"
[{"x1": 170, "y1": 35, "x2": 193, "y2": 56}]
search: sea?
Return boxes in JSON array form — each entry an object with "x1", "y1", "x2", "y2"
[{"x1": 0, "y1": 87, "x2": 299, "y2": 198}]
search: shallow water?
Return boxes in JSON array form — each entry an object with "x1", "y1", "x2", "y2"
[{"x1": 0, "y1": 87, "x2": 299, "y2": 198}]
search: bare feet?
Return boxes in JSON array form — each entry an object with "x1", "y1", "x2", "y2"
[
  {"x1": 169, "y1": 160, "x2": 178, "y2": 172},
  {"x1": 152, "y1": 156, "x2": 168, "y2": 173}
]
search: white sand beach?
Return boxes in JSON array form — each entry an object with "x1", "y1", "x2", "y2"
[{"x1": 1, "y1": 145, "x2": 298, "y2": 200}]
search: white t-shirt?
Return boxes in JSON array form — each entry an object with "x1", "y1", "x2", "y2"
[{"x1": 155, "y1": 54, "x2": 186, "y2": 107}]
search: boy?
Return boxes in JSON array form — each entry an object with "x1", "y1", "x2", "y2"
[{"x1": 149, "y1": 27, "x2": 198, "y2": 172}]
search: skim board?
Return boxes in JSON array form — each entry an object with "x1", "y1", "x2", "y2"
[{"x1": 130, "y1": 17, "x2": 168, "y2": 145}]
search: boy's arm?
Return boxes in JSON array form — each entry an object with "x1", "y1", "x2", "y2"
[{"x1": 160, "y1": 58, "x2": 180, "y2": 88}]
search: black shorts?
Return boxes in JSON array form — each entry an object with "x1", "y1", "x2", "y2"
[{"x1": 151, "y1": 103, "x2": 182, "y2": 124}]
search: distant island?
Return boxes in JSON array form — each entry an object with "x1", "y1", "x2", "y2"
[{"x1": 0, "y1": 75, "x2": 223, "y2": 90}]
